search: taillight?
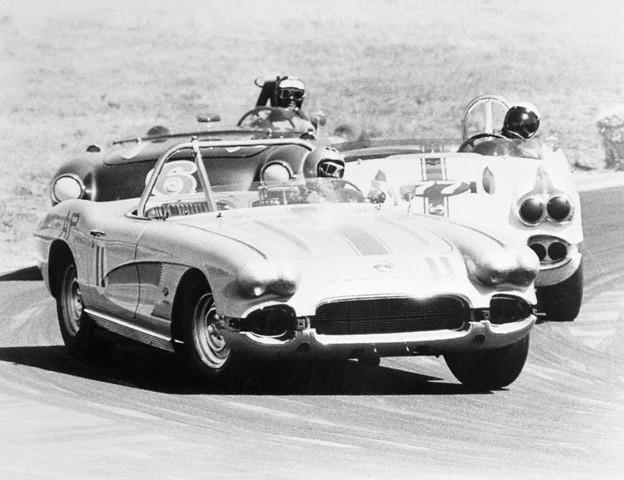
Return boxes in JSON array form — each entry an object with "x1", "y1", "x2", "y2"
[
  {"x1": 546, "y1": 195, "x2": 573, "y2": 222},
  {"x1": 518, "y1": 196, "x2": 545, "y2": 225},
  {"x1": 517, "y1": 193, "x2": 574, "y2": 226}
]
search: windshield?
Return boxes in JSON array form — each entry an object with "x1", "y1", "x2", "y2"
[
  {"x1": 238, "y1": 107, "x2": 314, "y2": 132},
  {"x1": 143, "y1": 178, "x2": 365, "y2": 219}
]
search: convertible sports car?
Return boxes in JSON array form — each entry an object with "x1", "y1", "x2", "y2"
[
  {"x1": 50, "y1": 118, "x2": 347, "y2": 204},
  {"x1": 49, "y1": 105, "x2": 347, "y2": 205},
  {"x1": 342, "y1": 95, "x2": 583, "y2": 322},
  {"x1": 35, "y1": 138, "x2": 540, "y2": 390}
]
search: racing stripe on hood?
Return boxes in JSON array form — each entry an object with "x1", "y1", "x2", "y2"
[
  {"x1": 375, "y1": 216, "x2": 435, "y2": 248},
  {"x1": 426, "y1": 256, "x2": 457, "y2": 282},
  {"x1": 252, "y1": 220, "x2": 316, "y2": 255},
  {"x1": 336, "y1": 225, "x2": 391, "y2": 256},
  {"x1": 440, "y1": 256, "x2": 457, "y2": 280}
]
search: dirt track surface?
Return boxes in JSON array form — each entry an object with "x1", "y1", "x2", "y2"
[{"x1": 1, "y1": 188, "x2": 623, "y2": 479}]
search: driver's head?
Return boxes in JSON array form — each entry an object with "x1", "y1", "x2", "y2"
[
  {"x1": 502, "y1": 103, "x2": 541, "y2": 139},
  {"x1": 275, "y1": 76, "x2": 305, "y2": 110},
  {"x1": 304, "y1": 146, "x2": 345, "y2": 178}
]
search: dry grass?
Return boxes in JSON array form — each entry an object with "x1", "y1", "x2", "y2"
[{"x1": 1, "y1": 0, "x2": 624, "y2": 269}]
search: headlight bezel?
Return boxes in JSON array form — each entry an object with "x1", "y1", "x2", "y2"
[{"x1": 50, "y1": 174, "x2": 86, "y2": 204}]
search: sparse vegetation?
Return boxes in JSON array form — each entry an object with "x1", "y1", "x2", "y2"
[{"x1": 1, "y1": 0, "x2": 624, "y2": 269}]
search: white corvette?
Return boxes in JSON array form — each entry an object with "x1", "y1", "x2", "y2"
[{"x1": 343, "y1": 95, "x2": 583, "y2": 322}]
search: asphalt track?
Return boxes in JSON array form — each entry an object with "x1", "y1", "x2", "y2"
[{"x1": 0, "y1": 188, "x2": 623, "y2": 480}]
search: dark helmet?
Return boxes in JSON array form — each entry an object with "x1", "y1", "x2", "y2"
[
  {"x1": 275, "y1": 76, "x2": 306, "y2": 109},
  {"x1": 304, "y1": 146, "x2": 345, "y2": 178},
  {"x1": 502, "y1": 103, "x2": 541, "y2": 139}
]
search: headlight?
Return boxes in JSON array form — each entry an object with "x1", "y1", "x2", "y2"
[
  {"x1": 51, "y1": 175, "x2": 85, "y2": 204},
  {"x1": 490, "y1": 295, "x2": 533, "y2": 324},
  {"x1": 260, "y1": 161, "x2": 292, "y2": 186},
  {"x1": 518, "y1": 196, "x2": 545, "y2": 225},
  {"x1": 241, "y1": 305, "x2": 298, "y2": 336},
  {"x1": 546, "y1": 195, "x2": 573, "y2": 222}
]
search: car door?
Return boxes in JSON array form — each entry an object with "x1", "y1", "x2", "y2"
[{"x1": 85, "y1": 213, "x2": 148, "y2": 320}]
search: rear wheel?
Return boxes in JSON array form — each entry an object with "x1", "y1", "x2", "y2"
[
  {"x1": 444, "y1": 335, "x2": 530, "y2": 390},
  {"x1": 536, "y1": 264, "x2": 583, "y2": 322}
]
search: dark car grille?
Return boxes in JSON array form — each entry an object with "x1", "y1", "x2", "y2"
[{"x1": 311, "y1": 296, "x2": 470, "y2": 335}]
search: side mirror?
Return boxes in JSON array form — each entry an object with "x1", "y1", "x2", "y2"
[
  {"x1": 311, "y1": 111, "x2": 327, "y2": 129},
  {"x1": 86, "y1": 144, "x2": 102, "y2": 153},
  {"x1": 197, "y1": 114, "x2": 222, "y2": 123}
]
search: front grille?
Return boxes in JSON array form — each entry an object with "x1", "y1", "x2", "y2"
[{"x1": 311, "y1": 296, "x2": 469, "y2": 335}]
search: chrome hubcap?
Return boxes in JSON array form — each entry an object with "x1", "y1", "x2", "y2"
[{"x1": 192, "y1": 293, "x2": 230, "y2": 370}]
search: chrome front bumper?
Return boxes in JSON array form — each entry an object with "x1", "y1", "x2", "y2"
[{"x1": 219, "y1": 316, "x2": 535, "y2": 360}]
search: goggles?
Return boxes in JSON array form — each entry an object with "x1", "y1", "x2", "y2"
[
  {"x1": 318, "y1": 160, "x2": 345, "y2": 178},
  {"x1": 278, "y1": 88, "x2": 305, "y2": 101}
]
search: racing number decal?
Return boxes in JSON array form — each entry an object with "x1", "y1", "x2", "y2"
[
  {"x1": 414, "y1": 157, "x2": 477, "y2": 216},
  {"x1": 411, "y1": 180, "x2": 477, "y2": 198},
  {"x1": 145, "y1": 160, "x2": 198, "y2": 196},
  {"x1": 60, "y1": 212, "x2": 80, "y2": 240}
]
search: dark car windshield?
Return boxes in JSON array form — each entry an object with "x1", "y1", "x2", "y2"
[
  {"x1": 143, "y1": 178, "x2": 365, "y2": 219},
  {"x1": 238, "y1": 107, "x2": 314, "y2": 132}
]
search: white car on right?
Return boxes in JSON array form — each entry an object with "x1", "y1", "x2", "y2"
[{"x1": 342, "y1": 95, "x2": 583, "y2": 322}]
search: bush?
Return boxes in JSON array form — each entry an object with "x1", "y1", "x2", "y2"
[{"x1": 597, "y1": 105, "x2": 624, "y2": 170}]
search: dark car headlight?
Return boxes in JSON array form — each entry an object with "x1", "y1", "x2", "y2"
[
  {"x1": 51, "y1": 174, "x2": 85, "y2": 204},
  {"x1": 490, "y1": 295, "x2": 533, "y2": 324}
]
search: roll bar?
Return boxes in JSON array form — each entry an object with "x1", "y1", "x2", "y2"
[
  {"x1": 137, "y1": 138, "x2": 315, "y2": 218},
  {"x1": 461, "y1": 95, "x2": 510, "y2": 141}
]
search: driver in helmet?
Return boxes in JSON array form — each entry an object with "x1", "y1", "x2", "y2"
[
  {"x1": 501, "y1": 103, "x2": 541, "y2": 140},
  {"x1": 255, "y1": 75, "x2": 306, "y2": 112},
  {"x1": 470, "y1": 102, "x2": 541, "y2": 156}
]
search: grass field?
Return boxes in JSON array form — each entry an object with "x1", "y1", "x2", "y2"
[{"x1": 1, "y1": 0, "x2": 623, "y2": 269}]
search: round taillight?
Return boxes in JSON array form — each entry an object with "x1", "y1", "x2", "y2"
[
  {"x1": 519, "y1": 197, "x2": 545, "y2": 225},
  {"x1": 547, "y1": 195, "x2": 572, "y2": 221}
]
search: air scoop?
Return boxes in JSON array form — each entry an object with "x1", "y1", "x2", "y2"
[{"x1": 236, "y1": 259, "x2": 300, "y2": 298}]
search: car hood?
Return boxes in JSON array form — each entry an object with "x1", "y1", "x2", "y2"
[
  {"x1": 163, "y1": 203, "x2": 537, "y2": 315},
  {"x1": 175, "y1": 203, "x2": 454, "y2": 260}
]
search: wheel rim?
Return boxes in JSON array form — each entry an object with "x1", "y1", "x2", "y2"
[
  {"x1": 192, "y1": 293, "x2": 230, "y2": 370},
  {"x1": 61, "y1": 265, "x2": 83, "y2": 337}
]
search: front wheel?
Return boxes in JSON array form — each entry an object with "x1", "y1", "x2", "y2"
[
  {"x1": 56, "y1": 263, "x2": 103, "y2": 358},
  {"x1": 444, "y1": 335, "x2": 530, "y2": 390},
  {"x1": 179, "y1": 288, "x2": 241, "y2": 388},
  {"x1": 536, "y1": 263, "x2": 583, "y2": 322}
]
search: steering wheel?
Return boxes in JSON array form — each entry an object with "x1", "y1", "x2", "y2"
[
  {"x1": 458, "y1": 132, "x2": 514, "y2": 152},
  {"x1": 237, "y1": 107, "x2": 296, "y2": 129},
  {"x1": 307, "y1": 178, "x2": 365, "y2": 203}
]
